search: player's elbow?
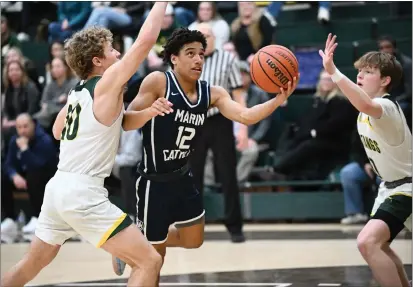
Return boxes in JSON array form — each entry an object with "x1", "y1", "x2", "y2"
[{"x1": 52, "y1": 126, "x2": 61, "y2": 141}]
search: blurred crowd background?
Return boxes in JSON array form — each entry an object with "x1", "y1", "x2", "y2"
[{"x1": 1, "y1": 1, "x2": 411, "y2": 242}]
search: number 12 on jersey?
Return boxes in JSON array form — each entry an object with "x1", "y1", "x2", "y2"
[{"x1": 176, "y1": 126, "x2": 196, "y2": 149}]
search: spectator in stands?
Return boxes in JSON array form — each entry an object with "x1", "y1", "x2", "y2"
[
  {"x1": 1, "y1": 15, "x2": 21, "y2": 67},
  {"x1": 231, "y1": 2, "x2": 274, "y2": 63},
  {"x1": 378, "y1": 35, "x2": 412, "y2": 131},
  {"x1": 188, "y1": 2, "x2": 230, "y2": 49},
  {"x1": 147, "y1": 3, "x2": 181, "y2": 72},
  {"x1": 236, "y1": 61, "x2": 271, "y2": 182},
  {"x1": 2, "y1": 113, "x2": 57, "y2": 234},
  {"x1": 2, "y1": 60, "x2": 40, "y2": 149},
  {"x1": 45, "y1": 41, "x2": 64, "y2": 84},
  {"x1": 34, "y1": 56, "x2": 78, "y2": 133},
  {"x1": 112, "y1": 128, "x2": 142, "y2": 219},
  {"x1": 84, "y1": 2, "x2": 132, "y2": 30},
  {"x1": 5, "y1": 47, "x2": 40, "y2": 92},
  {"x1": 340, "y1": 130, "x2": 380, "y2": 225},
  {"x1": 266, "y1": 1, "x2": 331, "y2": 26},
  {"x1": 261, "y1": 70, "x2": 358, "y2": 181},
  {"x1": 48, "y1": 2, "x2": 92, "y2": 43}
]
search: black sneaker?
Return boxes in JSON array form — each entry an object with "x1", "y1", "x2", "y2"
[{"x1": 230, "y1": 232, "x2": 246, "y2": 243}]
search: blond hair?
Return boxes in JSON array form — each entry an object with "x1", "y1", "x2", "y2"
[{"x1": 64, "y1": 26, "x2": 113, "y2": 80}]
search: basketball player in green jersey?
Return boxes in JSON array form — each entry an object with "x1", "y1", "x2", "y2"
[
  {"x1": 1, "y1": 3, "x2": 169, "y2": 287},
  {"x1": 320, "y1": 33, "x2": 411, "y2": 287}
]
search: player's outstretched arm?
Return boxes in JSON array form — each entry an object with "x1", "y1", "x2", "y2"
[
  {"x1": 211, "y1": 76, "x2": 299, "y2": 125},
  {"x1": 122, "y1": 72, "x2": 173, "y2": 131},
  {"x1": 319, "y1": 33, "x2": 384, "y2": 119},
  {"x1": 96, "y1": 2, "x2": 168, "y2": 96},
  {"x1": 52, "y1": 104, "x2": 68, "y2": 140}
]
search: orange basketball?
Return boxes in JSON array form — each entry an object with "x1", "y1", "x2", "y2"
[{"x1": 250, "y1": 45, "x2": 299, "y2": 94}]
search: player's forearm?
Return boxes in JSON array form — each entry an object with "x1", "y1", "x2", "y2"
[
  {"x1": 332, "y1": 69, "x2": 375, "y2": 114},
  {"x1": 240, "y1": 96, "x2": 283, "y2": 125},
  {"x1": 117, "y1": 2, "x2": 167, "y2": 81},
  {"x1": 122, "y1": 109, "x2": 153, "y2": 131}
]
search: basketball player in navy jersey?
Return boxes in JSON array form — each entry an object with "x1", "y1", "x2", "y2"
[{"x1": 115, "y1": 28, "x2": 299, "y2": 277}]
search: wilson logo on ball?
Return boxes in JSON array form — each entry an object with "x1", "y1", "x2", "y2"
[{"x1": 266, "y1": 59, "x2": 289, "y2": 86}]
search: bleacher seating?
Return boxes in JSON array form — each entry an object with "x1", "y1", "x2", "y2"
[{"x1": 11, "y1": 1, "x2": 412, "y2": 221}]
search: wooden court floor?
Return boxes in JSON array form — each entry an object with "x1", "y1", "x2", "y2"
[{"x1": 1, "y1": 224, "x2": 411, "y2": 287}]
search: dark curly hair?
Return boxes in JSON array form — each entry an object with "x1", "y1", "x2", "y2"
[{"x1": 162, "y1": 28, "x2": 207, "y2": 69}]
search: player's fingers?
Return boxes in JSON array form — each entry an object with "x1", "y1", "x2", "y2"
[
  {"x1": 153, "y1": 103, "x2": 169, "y2": 115},
  {"x1": 325, "y1": 33, "x2": 331, "y2": 49},
  {"x1": 319, "y1": 50, "x2": 325, "y2": 58},
  {"x1": 327, "y1": 34, "x2": 337, "y2": 50},
  {"x1": 158, "y1": 98, "x2": 174, "y2": 108},
  {"x1": 162, "y1": 103, "x2": 174, "y2": 113},
  {"x1": 330, "y1": 43, "x2": 338, "y2": 54}
]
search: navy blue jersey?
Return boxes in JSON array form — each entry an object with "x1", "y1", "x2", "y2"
[{"x1": 140, "y1": 71, "x2": 211, "y2": 173}]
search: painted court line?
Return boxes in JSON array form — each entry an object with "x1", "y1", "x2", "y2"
[
  {"x1": 56, "y1": 283, "x2": 293, "y2": 286},
  {"x1": 318, "y1": 284, "x2": 342, "y2": 287}
]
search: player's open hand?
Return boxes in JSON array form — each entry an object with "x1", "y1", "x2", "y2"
[
  {"x1": 319, "y1": 33, "x2": 338, "y2": 75},
  {"x1": 278, "y1": 73, "x2": 300, "y2": 103},
  {"x1": 149, "y1": 97, "x2": 174, "y2": 117}
]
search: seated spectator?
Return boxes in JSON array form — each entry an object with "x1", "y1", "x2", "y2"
[
  {"x1": 188, "y1": 2, "x2": 230, "y2": 49},
  {"x1": 2, "y1": 113, "x2": 57, "y2": 234},
  {"x1": 48, "y1": 1, "x2": 92, "y2": 43},
  {"x1": 230, "y1": 2, "x2": 274, "y2": 63},
  {"x1": 5, "y1": 47, "x2": 41, "y2": 91},
  {"x1": 236, "y1": 61, "x2": 271, "y2": 182},
  {"x1": 1, "y1": 15, "x2": 21, "y2": 68},
  {"x1": 261, "y1": 70, "x2": 358, "y2": 181},
  {"x1": 378, "y1": 35, "x2": 412, "y2": 131},
  {"x1": 45, "y1": 41, "x2": 64, "y2": 85},
  {"x1": 340, "y1": 130, "x2": 381, "y2": 225},
  {"x1": 2, "y1": 60, "x2": 40, "y2": 150},
  {"x1": 34, "y1": 56, "x2": 78, "y2": 133},
  {"x1": 84, "y1": 2, "x2": 132, "y2": 30},
  {"x1": 112, "y1": 128, "x2": 142, "y2": 219}
]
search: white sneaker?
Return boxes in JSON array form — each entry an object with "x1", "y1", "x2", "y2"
[
  {"x1": 22, "y1": 217, "x2": 38, "y2": 233},
  {"x1": 341, "y1": 213, "x2": 369, "y2": 225},
  {"x1": 1, "y1": 218, "x2": 18, "y2": 234},
  {"x1": 317, "y1": 6, "x2": 330, "y2": 23}
]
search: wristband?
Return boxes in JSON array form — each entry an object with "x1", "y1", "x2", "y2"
[{"x1": 331, "y1": 68, "x2": 344, "y2": 83}]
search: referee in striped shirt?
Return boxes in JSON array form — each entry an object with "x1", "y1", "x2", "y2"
[{"x1": 190, "y1": 23, "x2": 246, "y2": 243}]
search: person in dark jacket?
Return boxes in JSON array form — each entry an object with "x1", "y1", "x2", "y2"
[
  {"x1": 262, "y1": 70, "x2": 358, "y2": 180},
  {"x1": 1, "y1": 113, "x2": 57, "y2": 235}
]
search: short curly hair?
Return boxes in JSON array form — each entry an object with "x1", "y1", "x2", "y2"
[
  {"x1": 64, "y1": 26, "x2": 113, "y2": 79},
  {"x1": 162, "y1": 28, "x2": 207, "y2": 69}
]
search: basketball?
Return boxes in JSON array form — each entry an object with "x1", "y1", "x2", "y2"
[{"x1": 250, "y1": 45, "x2": 299, "y2": 94}]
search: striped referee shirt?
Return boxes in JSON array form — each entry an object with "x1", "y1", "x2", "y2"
[{"x1": 199, "y1": 49, "x2": 243, "y2": 117}]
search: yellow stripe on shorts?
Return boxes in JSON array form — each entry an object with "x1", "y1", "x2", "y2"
[{"x1": 97, "y1": 213, "x2": 127, "y2": 248}]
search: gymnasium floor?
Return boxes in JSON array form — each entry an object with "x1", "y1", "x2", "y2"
[{"x1": 1, "y1": 224, "x2": 411, "y2": 287}]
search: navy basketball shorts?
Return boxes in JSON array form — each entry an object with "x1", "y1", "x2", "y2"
[{"x1": 135, "y1": 172, "x2": 205, "y2": 244}]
